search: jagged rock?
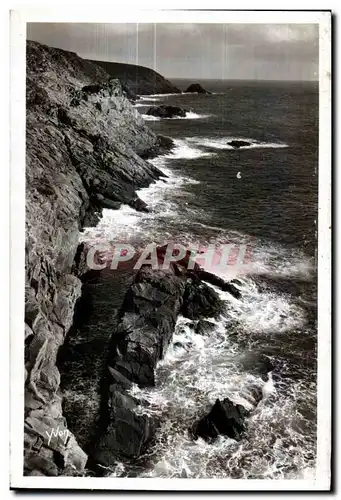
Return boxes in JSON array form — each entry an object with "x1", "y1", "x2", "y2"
[
  {"x1": 24, "y1": 393, "x2": 87, "y2": 476},
  {"x1": 184, "y1": 83, "x2": 210, "y2": 94},
  {"x1": 108, "y1": 366, "x2": 132, "y2": 390},
  {"x1": 193, "y1": 398, "x2": 249, "y2": 442},
  {"x1": 146, "y1": 105, "x2": 187, "y2": 118},
  {"x1": 96, "y1": 195, "x2": 121, "y2": 211},
  {"x1": 181, "y1": 274, "x2": 223, "y2": 320},
  {"x1": 154, "y1": 246, "x2": 241, "y2": 300},
  {"x1": 227, "y1": 140, "x2": 251, "y2": 149}
]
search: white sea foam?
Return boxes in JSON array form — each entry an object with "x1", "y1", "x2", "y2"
[
  {"x1": 186, "y1": 136, "x2": 289, "y2": 150},
  {"x1": 141, "y1": 111, "x2": 211, "y2": 121}
]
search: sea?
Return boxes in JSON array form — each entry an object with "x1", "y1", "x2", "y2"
[{"x1": 81, "y1": 79, "x2": 319, "y2": 479}]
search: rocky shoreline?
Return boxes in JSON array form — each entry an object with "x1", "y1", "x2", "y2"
[
  {"x1": 24, "y1": 40, "x2": 252, "y2": 477},
  {"x1": 24, "y1": 40, "x2": 174, "y2": 476}
]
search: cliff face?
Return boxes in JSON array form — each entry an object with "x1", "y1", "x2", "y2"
[
  {"x1": 86, "y1": 60, "x2": 181, "y2": 97},
  {"x1": 24, "y1": 40, "x2": 166, "y2": 476}
]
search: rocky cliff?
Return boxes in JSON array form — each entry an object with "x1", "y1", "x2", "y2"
[
  {"x1": 24, "y1": 40, "x2": 169, "y2": 476},
  {"x1": 86, "y1": 60, "x2": 181, "y2": 97}
]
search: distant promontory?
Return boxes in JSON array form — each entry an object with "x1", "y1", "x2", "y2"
[{"x1": 87, "y1": 60, "x2": 181, "y2": 97}]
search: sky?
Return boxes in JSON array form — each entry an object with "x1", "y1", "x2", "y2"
[{"x1": 27, "y1": 23, "x2": 319, "y2": 81}]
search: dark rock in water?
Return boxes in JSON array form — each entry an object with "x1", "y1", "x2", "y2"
[
  {"x1": 24, "y1": 39, "x2": 172, "y2": 477},
  {"x1": 223, "y1": 282, "x2": 241, "y2": 299},
  {"x1": 108, "y1": 267, "x2": 186, "y2": 387},
  {"x1": 181, "y1": 274, "x2": 223, "y2": 320},
  {"x1": 95, "y1": 195, "x2": 121, "y2": 211},
  {"x1": 193, "y1": 398, "x2": 249, "y2": 442},
  {"x1": 195, "y1": 319, "x2": 216, "y2": 336},
  {"x1": 128, "y1": 197, "x2": 149, "y2": 213},
  {"x1": 184, "y1": 83, "x2": 210, "y2": 94},
  {"x1": 146, "y1": 105, "x2": 187, "y2": 118},
  {"x1": 227, "y1": 140, "x2": 251, "y2": 149}
]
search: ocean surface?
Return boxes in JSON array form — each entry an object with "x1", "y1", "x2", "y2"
[{"x1": 82, "y1": 79, "x2": 318, "y2": 479}]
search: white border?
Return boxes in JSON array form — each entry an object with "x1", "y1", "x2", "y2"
[{"x1": 9, "y1": 9, "x2": 331, "y2": 491}]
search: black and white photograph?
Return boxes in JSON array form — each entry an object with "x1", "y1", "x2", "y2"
[{"x1": 9, "y1": 8, "x2": 331, "y2": 491}]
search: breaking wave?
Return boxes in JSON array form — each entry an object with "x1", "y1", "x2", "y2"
[
  {"x1": 141, "y1": 112, "x2": 211, "y2": 121},
  {"x1": 186, "y1": 136, "x2": 288, "y2": 150}
]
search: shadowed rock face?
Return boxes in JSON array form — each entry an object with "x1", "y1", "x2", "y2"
[
  {"x1": 146, "y1": 105, "x2": 188, "y2": 118},
  {"x1": 184, "y1": 83, "x2": 210, "y2": 94},
  {"x1": 181, "y1": 274, "x2": 223, "y2": 320},
  {"x1": 24, "y1": 40, "x2": 170, "y2": 477}
]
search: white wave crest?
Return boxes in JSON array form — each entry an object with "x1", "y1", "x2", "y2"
[
  {"x1": 141, "y1": 111, "x2": 211, "y2": 121},
  {"x1": 164, "y1": 139, "x2": 215, "y2": 159},
  {"x1": 186, "y1": 136, "x2": 288, "y2": 150}
]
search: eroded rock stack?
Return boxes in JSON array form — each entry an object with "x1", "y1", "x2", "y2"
[{"x1": 184, "y1": 83, "x2": 211, "y2": 94}]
